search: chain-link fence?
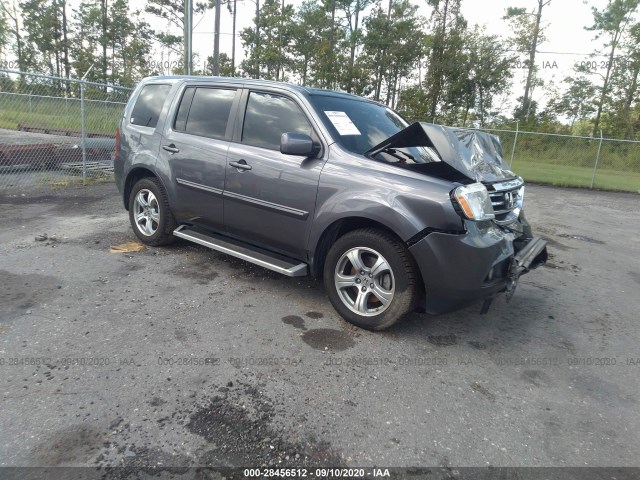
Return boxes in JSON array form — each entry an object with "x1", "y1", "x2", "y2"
[
  {"x1": 483, "y1": 127, "x2": 640, "y2": 193},
  {"x1": 0, "y1": 69, "x2": 639, "y2": 192},
  {"x1": 0, "y1": 68, "x2": 133, "y2": 189}
]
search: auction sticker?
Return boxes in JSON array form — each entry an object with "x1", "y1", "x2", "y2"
[{"x1": 324, "y1": 111, "x2": 361, "y2": 135}]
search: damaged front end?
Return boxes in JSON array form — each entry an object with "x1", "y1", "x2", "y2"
[{"x1": 366, "y1": 122, "x2": 548, "y2": 309}]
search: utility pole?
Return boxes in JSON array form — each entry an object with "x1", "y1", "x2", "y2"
[
  {"x1": 522, "y1": 0, "x2": 551, "y2": 122},
  {"x1": 277, "y1": 0, "x2": 284, "y2": 80},
  {"x1": 231, "y1": 0, "x2": 237, "y2": 74},
  {"x1": 184, "y1": 0, "x2": 193, "y2": 75},
  {"x1": 213, "y1": 0, "x2": 221, "y2": 75},
  {"x1": 101, "y1": 0, "x2": 108, "y2": 87},
  {"x1": 255, "y1": 0, "x2": 260, "y2": 78}
]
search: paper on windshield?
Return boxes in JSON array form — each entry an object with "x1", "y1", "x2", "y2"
[{"x1": 324, "y1": 111, "x2": 361, "y2": 135}]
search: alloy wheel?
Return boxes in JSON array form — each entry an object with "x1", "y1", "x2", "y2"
[
  {"x1": 334, "y1": 247, "x2": 395, "y2": 316},
  {"x1": 133, "y1": 189, "x2": 160, "y2": 236}
]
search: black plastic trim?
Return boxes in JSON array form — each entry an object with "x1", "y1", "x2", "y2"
[{"x1": 406, "y1": 226, "x2": 466, "y2": 247}]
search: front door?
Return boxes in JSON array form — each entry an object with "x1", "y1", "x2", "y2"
[{"x1": 223, "y1": 91, "x2": 325, "y2": 258}]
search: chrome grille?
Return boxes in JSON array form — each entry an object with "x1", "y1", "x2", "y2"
[{"x1": 488, "y1": 178, "x2": 524, "y2": 226}]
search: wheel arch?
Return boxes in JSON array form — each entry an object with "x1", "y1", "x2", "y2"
[
  {"x1": 123, "y1": 166, "x2": 166, "y2": 210},
  {"x1": 309, "y1": 216, "x2": 423, "y2": 292}
]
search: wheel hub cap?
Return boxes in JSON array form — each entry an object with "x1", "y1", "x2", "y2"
[
  {"x1": 133, "y1": 189, "x2": 160, "y2": 237},
  {"x1": 334, "y1": 247, "x2": 395, "y2": 317}
]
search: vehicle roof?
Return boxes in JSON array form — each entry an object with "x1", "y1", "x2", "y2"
[{"x1": 142, "y1": 75, "x2": 378, "y2": 104}]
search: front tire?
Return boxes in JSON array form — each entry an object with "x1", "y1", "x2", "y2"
[
  {"x1": 128, "y1": 177, "x2": 176, "y2": 246},
  {"x1": 323, "y1": 228, "x2": 419, "y2": 331}
]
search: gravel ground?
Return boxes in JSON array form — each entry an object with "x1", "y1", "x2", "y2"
[{"x1": 0, "y1": 183, "x2": 638, "y2": 475}]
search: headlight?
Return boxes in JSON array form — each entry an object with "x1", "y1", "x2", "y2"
[{"x1": 451, "y1": 183, "x2": 495, "y2": 221}]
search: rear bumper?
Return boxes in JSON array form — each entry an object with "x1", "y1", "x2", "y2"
[{"x1": 409, "y1": 218, "x2": 547, "y2": 302}]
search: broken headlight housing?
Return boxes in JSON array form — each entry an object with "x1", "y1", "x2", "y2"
[{"x1": 451, "y1": 183, "x2": 495, "y2": 221}]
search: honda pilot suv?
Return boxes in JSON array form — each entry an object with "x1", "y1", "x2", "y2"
[{"x1": 115, "y1": 76, "x2": 547, "y2": 330}]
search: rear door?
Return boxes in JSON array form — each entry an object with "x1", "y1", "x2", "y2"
[
  {"x1": 223, "y1": 90, "x2": 326, "y2": 258},
  {"x1": 159, "y1": 83, "x2": 241, "y2": 229}
]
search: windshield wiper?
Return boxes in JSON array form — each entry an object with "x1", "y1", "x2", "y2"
[{"x1": 377, "y1": 147, "x2": 415, "y2": 164}]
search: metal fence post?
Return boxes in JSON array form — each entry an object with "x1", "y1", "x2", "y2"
[
  {"x1": 80, "y1": 82, "x2": 87, "y2": 182},
  {"x1": 0, "y1": 67, "x2": 133, "y2": 190},
  {"x1": 509, "y1": 121, "x2": 519, "y2": 167},
  {"x1": 80, "y1": 64, "x2": 95, "y2": 183},
  {"x1": 590, "y1": 129, "x2": 603, "y2": 189}
]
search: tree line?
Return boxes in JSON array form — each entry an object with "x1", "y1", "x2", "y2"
[{"x1": 0, "y1": 0, "x2": 639, "y2": 139}]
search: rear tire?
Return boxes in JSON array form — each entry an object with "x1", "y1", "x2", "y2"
[
  {"x1": 323, "y1": 228, "x2": 419, "y2": 331},
  {"x1": 128, "y1": 177, "x2": 176, "y2": 246}
]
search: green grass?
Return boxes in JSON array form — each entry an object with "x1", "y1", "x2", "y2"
[
  {"x1": 512, "y1": 160, "x2": 640, "y2": 193},
  {"x1": 49, "y1": 175, "x2": 115, "y2": 189},
  {"x1": 0, "y1": 94, "x2": 124, "y2": 133},
  {"x1": 1, "y1": 92, "x2": 639, "y2": 193}
]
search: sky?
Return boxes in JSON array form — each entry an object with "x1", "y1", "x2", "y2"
[
  {"x1": 121, "y1": 0, "x2": 606, "y2": 71},
  {"x1": 145, "y1": 0, "x2": 608, "y2": 112},
  {"x1": 59, "y1": 0, "x2": 616, "y2": 113}
]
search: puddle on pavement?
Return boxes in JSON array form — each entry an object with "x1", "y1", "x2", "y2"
[
  {"x1": 171, "y1": 264, "x2": 220, "y2": 285},
  {"x1": 282, "y1": 315, "x2": 306, "y2": 330},
  {"x1": 301, "y1": 328, "x2": 355, "y2": 351}
]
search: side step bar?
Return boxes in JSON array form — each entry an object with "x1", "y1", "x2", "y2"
[{"x1": 173, "y1": 225, "x2": 308, "y2": 277}]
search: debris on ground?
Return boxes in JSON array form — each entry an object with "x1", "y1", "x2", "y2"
[{"x1": 109, "y1": 241, "x2": 144, "y2": 253}]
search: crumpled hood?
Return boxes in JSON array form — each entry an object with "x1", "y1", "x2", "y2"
[{"x1": 365, "y1": 122, "x2": 517, "y2": 183}]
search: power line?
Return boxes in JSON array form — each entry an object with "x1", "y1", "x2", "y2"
[{"x1": 187, "y1": 31, "x2": 629, "y2": 59}]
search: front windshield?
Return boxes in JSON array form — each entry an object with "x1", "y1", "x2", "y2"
[
  {"x1": 308, "y1": 94, "x2": 439, "y2": 164},
  {"x1": 309, "y1": 94, "x2": 407, "y2": 154}
]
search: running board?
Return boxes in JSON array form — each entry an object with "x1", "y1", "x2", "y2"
[{"x1": 173, "y1": 225, "x2": 308, "y2": 277}]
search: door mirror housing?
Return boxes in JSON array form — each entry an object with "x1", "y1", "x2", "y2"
[{"x1": 280, "y1": 132, "x2": 320, "y2": 157}]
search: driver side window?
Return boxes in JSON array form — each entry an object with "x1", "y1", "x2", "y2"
[{"x1": 242, "y1": 92, "x2": 313, "y2": 150}]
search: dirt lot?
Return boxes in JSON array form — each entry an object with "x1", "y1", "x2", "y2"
[{"x1": 0, "y1": 183, "x2": 639, "y2": 475}]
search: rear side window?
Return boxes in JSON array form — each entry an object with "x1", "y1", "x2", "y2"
[
  {"x1": 130, "y1": 84, "x2": 171, "y2": 128},
  {"x1": 180, "y1": 88, "x2": 236, "y2": 139},
  {"x1": 242, "y1": 92, "x2": 312, "y2": 150},
  {"x1": 174, "y1": 87, "x2": 196, "y2": 131}
]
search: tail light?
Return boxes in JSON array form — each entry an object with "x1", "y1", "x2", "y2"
[{"x1": 114, "y1": 127, "x2": 120, "y2": 162}]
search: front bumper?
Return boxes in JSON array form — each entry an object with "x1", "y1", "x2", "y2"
[{"x1": 409, "y1": 216, "x2": 547, "y2": 302}]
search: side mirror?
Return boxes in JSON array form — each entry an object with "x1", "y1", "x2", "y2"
[{"x1": 280, "y1": 132, "x2": 319, "y2": 157}]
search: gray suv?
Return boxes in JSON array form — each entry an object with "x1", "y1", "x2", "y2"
[{"x1": 115, "y1": 76, "x2": 547, "y2": 330}]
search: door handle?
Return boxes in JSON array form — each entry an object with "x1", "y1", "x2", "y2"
[
  {"x1": 162, "y1": 144, "x2": 179, "y2": 153},
  {"x1": 229, "y1": 159, "x2": 252, "y2": 171}
]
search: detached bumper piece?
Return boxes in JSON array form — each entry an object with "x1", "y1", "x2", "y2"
[
  {"x1": 505, "y1": 236, "x2": 548, "y2": 300},
  {"x1": 481, "y1": 236, "x2": 547, "y2": 314},
  {"x1": 514, "y1": 236, "x2": 548, "y2": 272}
]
